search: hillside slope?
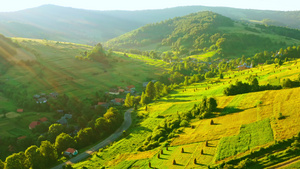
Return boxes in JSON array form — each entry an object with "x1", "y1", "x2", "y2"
[
  {"x1": 0, "y1": 5, "x2": 300, "y2": 44},
  {"x1": 0, "y1": 38, "x2": 166, "y2": 99},
  {"x1": 106, "y1": 11, "x2": 300, "y2": 58},
  {"x1": 73, "y1": 58, "x2": 300, "y2": 169}
]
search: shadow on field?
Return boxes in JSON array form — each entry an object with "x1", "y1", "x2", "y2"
[
  {"x1": 219, "y1": 106, "x2": 244, "y2": 116},
  {"x1": 195, "y1": 163, "x2": 206, "y2": 166},
  {"x1": 158, "y1": 99, "x2": 190, "y2": 103},
  {"x1": 174, "y1": 163, "x2": 184, "y2": 166},
  {"x1": 129, "y1": 126, "x2": 152, "y2": 134},
  {"x1": 203, "y1": 153, "x2": 213, "y2": 156}
]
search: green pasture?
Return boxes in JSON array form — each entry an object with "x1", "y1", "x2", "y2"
[
  {"x1": 3, "y1": 38, "x2": 166, "y2": 99},
  {"x1": 215, "y1": 119, "x2": 274, "y2": 161}
]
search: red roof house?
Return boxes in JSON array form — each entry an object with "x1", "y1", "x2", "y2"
[
  {"x1": 17, "y1": 109, "x2": 23, "y2": 113},
  {"x1": 39, "y1": 117, "x2": 48, "y2": 122},
  {"x1": 127, "y1": 85, "x2": 135, "y2": 89},
  {"x1": 64, "y1": 148, "x2": 78, "y2": 157},
  {"x1": 29, "y1": 121, "x2": 41, "y2": 129},
  {"x1": 115, "y1": 98, "x2": 124, "y2": 103}
]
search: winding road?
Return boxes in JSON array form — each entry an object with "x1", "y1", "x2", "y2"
[{"x1": 51, "y1": 108, "x2": 133, "y2": 169}]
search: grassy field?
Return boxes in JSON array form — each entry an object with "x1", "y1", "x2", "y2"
[
  {"x1": 215, "y1": 119, "x2": 274, "y2": 161},
  {"x1": 72, "y1": 58, "x2": 300, "y2": 169},
  {"x1": 2, "y1": 38, "x2": 167, "y2": 99},
  {"x1": 0, "y1": 111, "x2": 55, "y2": 137}
]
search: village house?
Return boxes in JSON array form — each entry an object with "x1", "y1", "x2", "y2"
[
  {"x1": 111, "y1": 98, "x2": 124, "y2": 106},
  {"x1": 49, "y1": 92, "x2": 59, "y2": 98},
  {"x1": 237, "y1": 63, "x2": 251, "y2": 70},
  {"x1": 63, "y1": 114, "x2": 72, "y2": 119},
  {"x1": 33, "y1": 95, "x2": 40, "y2": 100},
  {"x1": 56, "y1": 114, "x2": 72, "y2": 125},
  {"x1": 36, "y1": 97, "x2": 47, "y2": 104},
  {"x1": 126, "y1": 85, "x2": 135, "y2": 90},
  {"x1": 125, "y1": 85, "x2": 136, "y2": 94},
  {"x1": 97, "y1": 102, "x2": 110, "y2": 109},
  {"x1": 109, "y1": 88, "x2": 120, "y2": 95},
  {"x1": 118, "y1": 88, "x2": 125, "y2": 93},
  {"x1": 17, "y1": 109, "x2": 23, "y2": 113},
  {"x1": 39, "y1": 117, "x2": 48, "y2": 123},
  {"x1": 29, "y1": 121, "x2": 41, "y2": 129},
  {"x1": 64, "y1": 148, "x2": 78, "y2": 158},
  {"x1": 57, "y1": 110, "x2": 64, "y2": 113},
  {"x1": 57, "y1": 117, "x2": 67, "y2": 125}
]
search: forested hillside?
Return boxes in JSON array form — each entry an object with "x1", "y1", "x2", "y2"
[{"x1": 105, "y1": 11, "x2": 300, "y2": 58}]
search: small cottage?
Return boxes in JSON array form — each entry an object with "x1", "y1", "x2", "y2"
[{"x1": 64, "y1": 148, "x2": 78, "y2": 158}]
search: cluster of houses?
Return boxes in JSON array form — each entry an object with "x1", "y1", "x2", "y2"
[
  {"x1": 107, "y1": 85, "x2": 136, "y2": 95},
  {"x1": 96, "y1": 85, "x2": 136, "y2": 108},
  {"x1": 56, "y1": 112, "x2": 73, "y2": 125},
  {"x1": 33, "y1": 92, "x2": 59, "y2": 104},
  {"x1": 237, "y1": 63, "x2": 252, "y2": 70}
]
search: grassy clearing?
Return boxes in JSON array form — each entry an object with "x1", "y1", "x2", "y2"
[
  {"x1": 215, "y1": 119, "x2": 274, "y2": 161},
  {"x1": 189, "y1": 51, "x2": 217, "y2": 60}
]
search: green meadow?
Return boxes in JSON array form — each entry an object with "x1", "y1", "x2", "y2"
[
  {"x1": 4, "y1": 38, "x2": 167, "y2": 99},
  {"x1": 215, "y1": 119, "x2": 274, "y2": 161}
]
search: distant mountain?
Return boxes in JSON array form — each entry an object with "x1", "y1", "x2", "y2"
[
  {"x1": 0, "y1": 5, "x2": 300, "y2": 44},
  {"x1": 106, "y1": 11, "x2": 300, "y2": 58}
]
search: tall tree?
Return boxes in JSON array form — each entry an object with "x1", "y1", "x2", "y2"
[
  {"x1": 124, "y1": 93, "x2": 133, "y2": 107},
  {"x1": 5, "y1": 152, "x2": 26, "y2": 169},
  {"x1": 104, "y1": 107, "x2": 122, "y2": 129},
  {"x1": 139, "y1": 92, "x2": 146, "y2": 106},
  {"x1": 25, "y1": 145, "x2": 44, "y2": 169},
  {"x1": 145, "y1": 81, "x2": 155, "y2": 100},
  {"x1": 250, "y1": 78, "x2": 259, "y2": 91},
  {"x1": 94, "y1": 117, "x2": 108, "y2": 135},
  {"x1": 39, "y1": 141, "x2": 58, "y2": 166},
  {"x1": 55, "y1": 133, "x2": 76, "y2": 154},
  {"x1": 154, "y1": 81, "x2": 163, "y2": 98},
  {"x1": 75, "y1": 127, "x2": 94, "y2": 148},
  {"x1": 47, "y1": 123, "x2": 64, "y2": 143},
  {"x1": 207, "y1": 97, "x2": 218, "y2": 112},
  {"x1": 184, "y1": 76, "x2": 189, "y2": 86}
]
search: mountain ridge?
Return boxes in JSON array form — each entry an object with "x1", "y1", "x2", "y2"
[{"x1": 0, "y1": 5, "x2": 300, "y2": 44}]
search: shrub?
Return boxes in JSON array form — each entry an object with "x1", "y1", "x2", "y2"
[
  {"x1": 158, "y1": 136, "x2": 166, "y2": 143},
  {"x1": 180, "y1": 120, "x2": 189, "y2": 127},
  {"x1": 277, "y1": 112, "x2": 285, "y2": 120}
]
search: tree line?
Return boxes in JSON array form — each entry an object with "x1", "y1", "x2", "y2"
[{"x1": 137, "y1": 97, "x2": 217, "y2": 151}]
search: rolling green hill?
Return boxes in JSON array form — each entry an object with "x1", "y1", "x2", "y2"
[
  {"x1": 105, "y1": 11, "x2": 300, "y2": 58},
  {"x1": 0, "y1": 38, "x2": 166, "y2": 99},
  {"x1": 0, "y1": 5, "x2": 300, "y2": 44}
]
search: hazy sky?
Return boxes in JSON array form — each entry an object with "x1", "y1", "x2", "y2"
[{"x1": 1, "y1": 0, "x2": 300, "y2": 12}]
